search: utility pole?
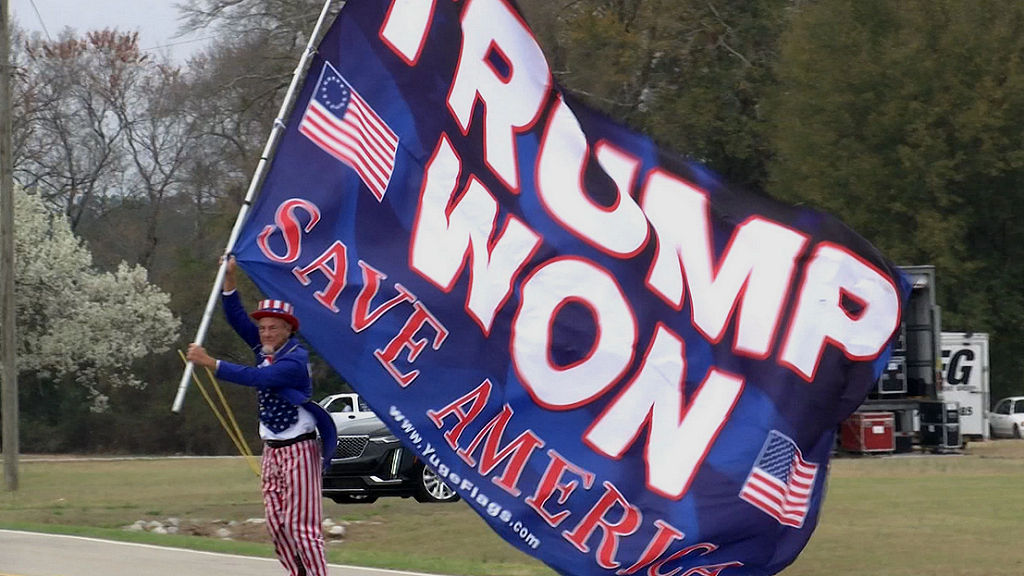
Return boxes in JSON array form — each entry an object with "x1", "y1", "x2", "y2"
[{"x1": 0, "y1": 0, "x2": 18, "y2": 491}]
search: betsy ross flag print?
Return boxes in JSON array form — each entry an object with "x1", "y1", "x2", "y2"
[
  {"x1": 740, "y1": 431, "x2": 819, "y2": 528},
  {"x1": 298, "y1": 62, "x2": 398, "y2": 201}
]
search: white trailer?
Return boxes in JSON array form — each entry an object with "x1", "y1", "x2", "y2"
[{"x1": 940, "y1": 332, "x2": 990, "y2": 440}]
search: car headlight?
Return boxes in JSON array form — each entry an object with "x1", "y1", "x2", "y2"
[{"x1": 369, "y1": 435, "x2": 400, "y2": 444}]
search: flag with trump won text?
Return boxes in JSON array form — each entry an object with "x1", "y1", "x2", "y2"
[{"x1": 233, "y1": 1, "x2": 910, "y2": 575}]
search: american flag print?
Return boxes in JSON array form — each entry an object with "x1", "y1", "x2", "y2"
[
  {"x1": 299, "y1": 62, "x2": 398, "y2": 201},
  {"x1": 739, "y1": 430, "x2": 819, "y2": 528}
]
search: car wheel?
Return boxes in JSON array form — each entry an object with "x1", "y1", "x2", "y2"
[
  {"x1": 990, "y1": 424, "x2": 997, "y2": 439},
  {"x1": 414, "y1": 465, "x2": 459, "y2": 503},
  {"x1": 1015, "y1": 425, "x2": 1021, "y2": 439},
  {"x1": 330, "y1": 494, "x2": 378, "y2": 504}
]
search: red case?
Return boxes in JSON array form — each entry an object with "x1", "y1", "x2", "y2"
[{"x1": 841, "y1": 412, "x2": 895, "y2": 453}]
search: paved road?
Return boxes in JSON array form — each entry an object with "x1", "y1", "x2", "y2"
[{"x1": 0, "y1": 530, "x2": 433, "y2": 576}]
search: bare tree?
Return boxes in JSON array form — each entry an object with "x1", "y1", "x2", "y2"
[
  {"x1": 112, "y1": 64, "x2": 203, "y2": 268},
  {"x1": 171, "y1": 0, "x2": 342, "y2": 210},
  {"x1": 15, "y1": 30, "x2": 147, "y2": 230}
]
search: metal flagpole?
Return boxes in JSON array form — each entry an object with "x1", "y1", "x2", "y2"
[{"x1": 172, "y1": 0, "x2": 340, "y2": 413}]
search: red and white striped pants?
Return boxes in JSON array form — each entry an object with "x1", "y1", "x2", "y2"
[{"x1": 261, "y1": 439, "x2": 327, "y2": 576}]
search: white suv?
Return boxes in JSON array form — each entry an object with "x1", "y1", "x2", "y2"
[{"x1": 318, "y1": 393, "x2": 378, "y2": 429}]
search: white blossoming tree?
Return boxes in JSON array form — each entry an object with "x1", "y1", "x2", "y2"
[{"x1": 9, "y1": 186, "x2": 180, "y2": 410}]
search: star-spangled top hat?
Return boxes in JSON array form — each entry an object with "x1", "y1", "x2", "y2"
[{"x1": 251, "y1": 299, "x2": 300, "y2": 331}]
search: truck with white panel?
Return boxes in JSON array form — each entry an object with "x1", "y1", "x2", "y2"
[{"x1": 940, "y1": 332, "x2": 990, "y2": 440}]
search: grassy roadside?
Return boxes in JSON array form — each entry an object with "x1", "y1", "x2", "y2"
[
  {"x1": 0, "y1": 521, "x2": 277, "y2": 557},
  {"x1": 0, "y1": 456, "x2": 553, "y2": 576},
  {"x1": 3, "y1": 441, "x2": 1024, "y2": 575}
]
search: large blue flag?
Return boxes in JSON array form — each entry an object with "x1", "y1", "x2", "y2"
[{"x1": 233, "y1": 1, "x2": 910, "y2": 574}]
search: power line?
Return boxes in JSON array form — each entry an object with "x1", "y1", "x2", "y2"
[
  {"x1": 26, "y1": 0, "x2": 50, "y2": 40},
  {"x1": 142, "y1": 8, "x2": 329, "y2": 54},
  {"x1": 140, "y1": 34, "x2": 218, "y2": 53}
]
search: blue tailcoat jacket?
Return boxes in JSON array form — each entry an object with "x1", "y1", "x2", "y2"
[{"x1": 215, "y1": 291, "x2": 337, "y2": 472}]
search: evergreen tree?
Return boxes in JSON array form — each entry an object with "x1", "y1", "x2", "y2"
[{"x1": 769, "y1": 0, "x2": 1024, "y2": 400}]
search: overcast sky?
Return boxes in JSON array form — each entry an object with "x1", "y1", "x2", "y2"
[{"x1": 11, "y1": 0, "x2": 211, "y2": 61}]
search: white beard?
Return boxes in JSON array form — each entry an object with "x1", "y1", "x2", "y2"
[{"x1": 261, "y1": 344, "x2": 276, "y2": 355}]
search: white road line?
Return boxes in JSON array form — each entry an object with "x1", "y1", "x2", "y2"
[
  {"x1": 9, "y1": 455, "x2": 250, "y2": 463},
  {"x1": 0, "y1": 530, "x2": 439, "y2": 576}
]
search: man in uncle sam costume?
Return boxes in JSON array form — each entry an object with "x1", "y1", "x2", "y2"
[{"x1": 187, "y1": 256, "x2": 337, "y2": 576}]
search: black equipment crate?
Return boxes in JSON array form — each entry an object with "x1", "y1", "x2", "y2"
[
  {"x1": 877, "y1": 355, "x2": 908, "y2": 395},
  {"x1": 919, "y1": 400, "x2": 961, "y2": 449}
]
